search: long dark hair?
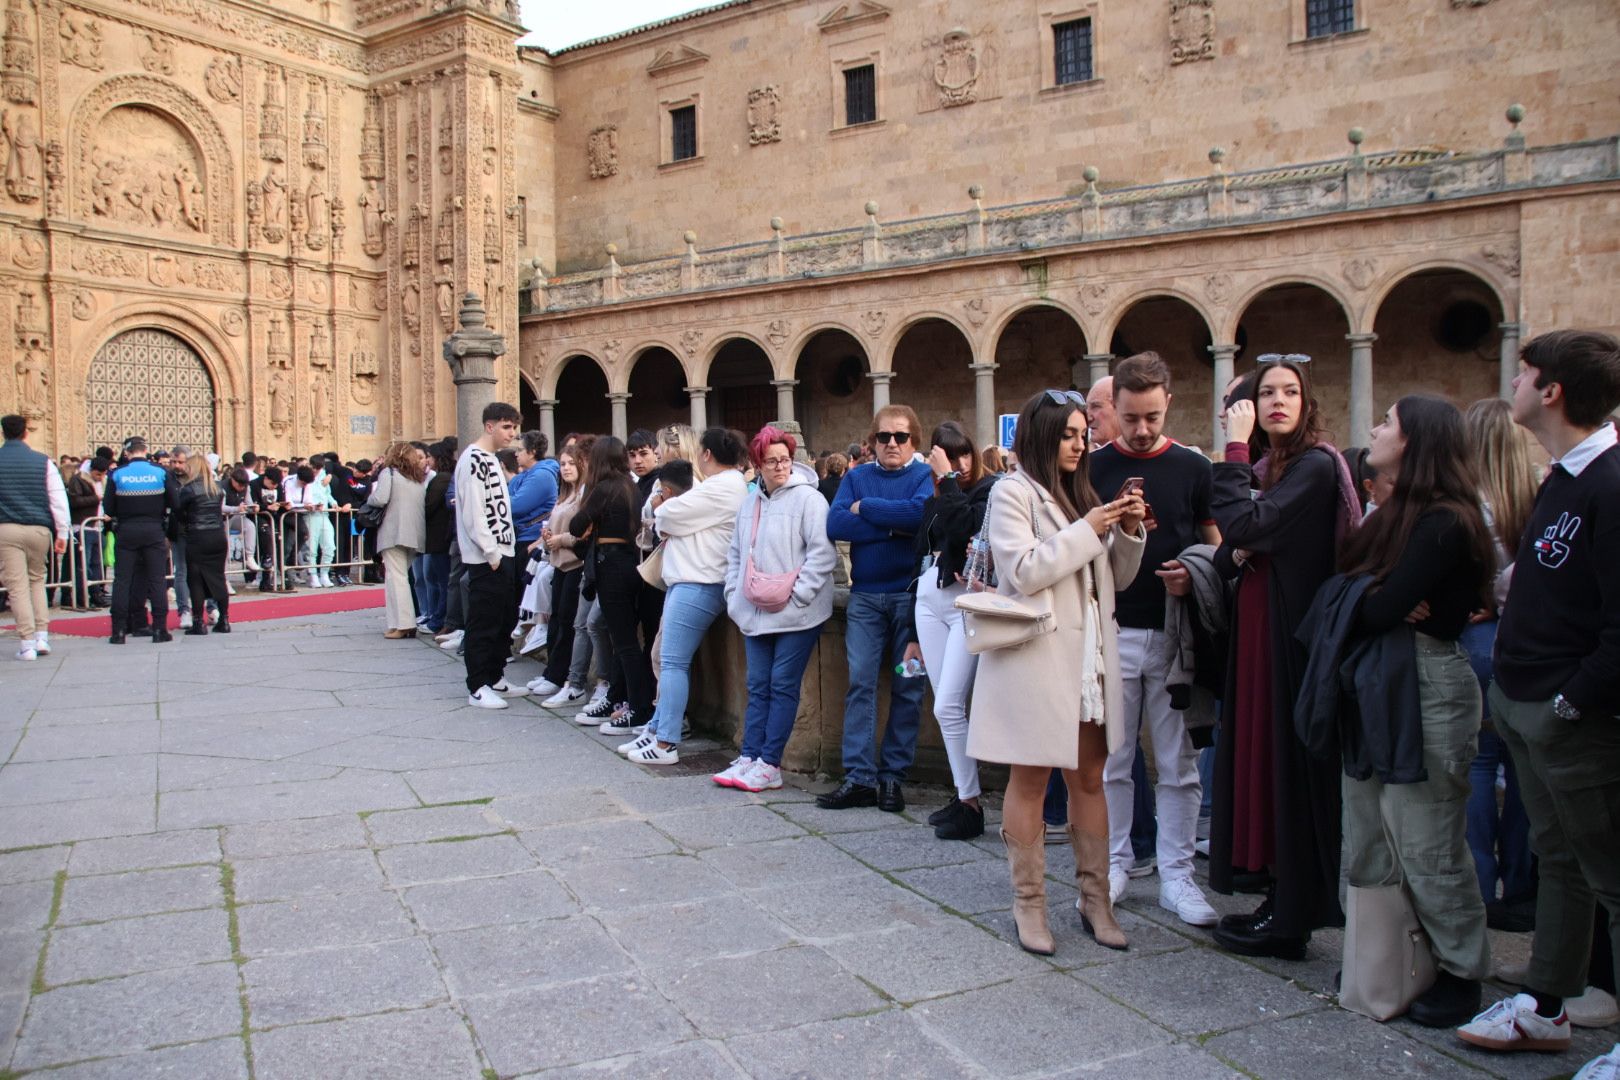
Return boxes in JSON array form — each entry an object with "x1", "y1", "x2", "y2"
[
  {"x1": 586, "y1": 435, "x2": 637, "y2": 518},
  {"x1": 931, "y1": 420, "x2": 985, "y2": 486},
  {"x1": 1248, "y1": 360, "x2": 1325, "y2": 490},
  {"x1": 1011, "y1": 393, "x2": 1099, "y2": 523},
  {"x1": 1339, "y1": 395, "x2": 1494, "y2": 599}
]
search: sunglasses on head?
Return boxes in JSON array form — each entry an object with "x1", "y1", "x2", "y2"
[
  {"x1": 1044, "y1": 389, "x2": 1088, "y2": 408},
  {"x1": 873, "y1": 431, "x2": 911, "y2": 446},
  {"x1": 1256, "y1": 353, "x2": 1312, "y2": 365}
]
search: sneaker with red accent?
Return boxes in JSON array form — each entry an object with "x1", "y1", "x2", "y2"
[
  {"x1": 1457, "y1": 993, "x2": 1572, "y2": 1053},
  {"x1": 711, "y1": 756, "x2": 755, "y2": 788},
  {"x1": 734, "y1": 760, "x2": 783, "y2": 792},
  {"x1": 1574, "y1": 1043, "x2": 1620, "y2": 1080}
]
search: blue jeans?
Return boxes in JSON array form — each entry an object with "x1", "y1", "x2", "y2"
[
  {"x1": 742, "y1": 624, "x2": 825, "y2": 766},
  {"x1": 420, "y1": 553, "x2": 449, "y2": 631},
  {"x1": 651, "y1": 582, "x2": 726, "y2": 744},
  {"x1": 1461, "y1": 618, "x2": 1532, "y2": 903},
  {"x1": 1044, "y1": 773, "x2": 1068, "y2": 827},
  {"x1": 841, "y1": 590, "x2": 927, "y2": 786}
]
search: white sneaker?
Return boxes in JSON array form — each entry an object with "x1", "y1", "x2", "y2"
[
  {"x1": 543, "y1": 684, "x2": 587, "y2": 708},
  {"x1": 1575, "y1": 1044, "x2": 1620, "y2": 1080},
  {"x1": 467, "y1": 686, "x2": 510, "y2": 710},
  {"x1": 15, "y1": 642, "x2": 37, "y2": 661},
  {"x1": 626, "y1": 740, "x2": 678, "y2": 765},
  {"x1": 526, "y1": 677, "x2": 562, "y2": 697},
  {"x1": 617, "y1": 732, "x2": 656, "y2": 756},
  {"x1": 712, "y1": 756, "x2": 756, "y2": 788},
  {"x1": 227, "y1": 583, "x2": 237, "y2": 596},
  {"x1": 1159, "y1": 876, "x2": 1218, "y2": 927},
  {"x1": 1108, "y1": 866, "x2": 1129, "y2": 906},
  {"x1": 32, "y1": 632, "x2": 50, "y2": 656},
  {"x1": 1457, "y1": 992, "x2": 1572, "y2": 1052},
  {"x1": 438, "y1": 630, "x2": 464, "y2": 651},
  {"x1": 490, "y1": 678, "x2": 529, "y2": 696},
  {"x1": 573, "y1": 697, "x2": 616, "y2": 726},
  {"x1": 1493, "y1": 956, "x2": 1530, "y2": 986},
  {"x1": 587, "y1": 681, "x2": 610, "y2": 706},
  {"x1": 735, "y1": 760, "x2": 783, "y2": 792},
  {"x1": 1568, "y1": 987, "x2": 1620, "y2": 1029},
  {"x1": 178, "y1": 611, "x2": 193, "y2": 629},
  {"x1": 1194, "y1": 837, "x2": 1210, "y2": 858}
]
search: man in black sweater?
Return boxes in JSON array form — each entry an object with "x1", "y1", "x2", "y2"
[{"x1": 1458, "y1": 330, "x2": 1620, "y2": 1071}]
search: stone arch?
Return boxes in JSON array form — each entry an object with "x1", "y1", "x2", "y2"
[
  {"x1": 695, "y1": 329, "x2": 776, "y2": 386},
  {"x1": 1369, "y1": 264, "x2": 1507, "y2": 418},
  {"x1": 612, "y1": 339, "x2": 693, "y2": 393},
  {"x1": 517, "y1": 368, "x2": 541, "y2": 430},
  {"x1": 784, "y1": 320, "x2": 864, "y2": 379},
  {"x1": 984, "y1": 297, "x2": 1094, "y2": 357},
  {"x1": 1364, "y1": 258, "x2": 1513, "y2": 332},
  {"x1": 550, "y1": 353, "x2": 613, "y2": 437},
  {"x1": 879, "y1": 308, "x2": 980, "y2": 370},
  {"x1": 1093, "y1": 286, "x2": 1216, "y2": 350},
  {"x1": 539, "y1": 349, "x2": 609, "y2": 399},
  {"x1": 1222, "y1": 274, "x2": 1355, "y2": 343},
  {"x1": 704, "y1": 335, "x2": 776, "y2": 432},
  {"x1": 69, "y1": 74, "x2": 237, "y2": 246},
  {"x1": 622, "y1": 343, "x2": 692, "y2": 434},
  {"x1": 1106, "y1": 291, "x2": 1218, "y2": 449}
]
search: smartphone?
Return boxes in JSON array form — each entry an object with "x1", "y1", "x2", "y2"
[{"x1": 1115, "y1": 477, "x2": 1145, "y2": 500}]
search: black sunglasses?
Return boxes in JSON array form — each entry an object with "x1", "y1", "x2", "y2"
[
  {"x1": 1044, "y1": 389, "x2": 1088, "y2": 408},
  {"x1": 1256, "y1": 353, "x2": 1312, "y2": 365},
  {"x1": 873, "y1": 431, "x2": 912, "y2": 446}
]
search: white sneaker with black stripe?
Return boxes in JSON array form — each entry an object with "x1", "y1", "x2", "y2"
[
  {"x1": 617, "y1": 732, "x2": 656, "y2": 756},
  {"x1": 625, "y1": 740, "x2": 678, "y2": 765}
]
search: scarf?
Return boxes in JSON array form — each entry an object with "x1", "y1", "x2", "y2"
[{"x1": 1252, "y1": 442, "x2": 1363, "y2": 545}]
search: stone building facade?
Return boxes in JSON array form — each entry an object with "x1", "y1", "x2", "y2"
[{"x1": 518, "y1": 0, "x2": 1620, "y2": 456}]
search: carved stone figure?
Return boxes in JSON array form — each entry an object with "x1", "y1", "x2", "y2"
[
  {"x1": 267, "y1": 315, "x2": 290, "y2": 366},
  {"x1": 245, "y1": 179, "x2": 262, "y2": 243},
  {"x1": 353, "y1": 340, "x2": 378, "y2": 378},
  {"x1": 267, "y1": 368, "x2": 292, "y2": 431},
  {"x1": 14, "y1": 286, "x2": 42, "y2": 337},
  {"x1": 42, "y1": 135, "x2": 59, "y2": 215},
  {"x1": 58, "y1": 13, "x2": 104, "y2": 71},
  {"x1": 304, "y1": 177, "x2": 328, "y2": 250},
  {"x1": 220, "y1": 308, "x2": 245, "y2": 336},
  {"x1": 436, "y1": 202, "x2": 453, "y2": 264},
  {"x1": 1170, "y1": 0, "x2": 1216, "y2": 65},
  {"x1": 360, "y1": 93, "x2": 384, "y2": 179},
  {"x1": 1, "y1": 0, "x2": 36, "y2": 104},
  {"x1": 15, "y1": 338, "x2": 48, "y2": 417},
  {"x1": 587, "y1": 125, "x2": 617, "y2": 179},
  {"x1": 435, "y1": 273, "x2": 453, "y2": 329},
  {"x1": 70, "y1": 290, "x2": 93, "y2": 321},
  {"x1": 402, "y1": 281, "x2": 420, "y2": 334},
  {"x1": 330, "y1": 195, "x2": 345, "y2": 254},
  {"x1": 766, "y1": 320, "x2": 789, "y2": 346},
  {"x1": 359, "y1": 179, "x2": 386, "y2": 256},
  {"x1": 302, "y1": 77, "x2": 327, "y2": 171},
  {"x1": 174, "y1": 162, "x2": 203, "y2": 231},
  {"x1": 1344, "y1": 257, "x2": 1376, "y2": 290},
  {"x1": 933, "y1": 29, "x2": 980, "y2": 107},
  {"x1": 748, "y1": 86, "x2": 781, "y2": 145},
  {"x1": 86, "y1": 109, "x2": 209, "y2": 233},
  {"x1": 437, "y1": 106, "x2": 452, "y2": 176},
  {"x1": 402, "y1": 203, "x2": 421, "y2": 267},
  {"x1": 1, "y1": 106, "x2": 41, "y2": 202},
  {"x1": 404, "y1": 116, "x2": 419, "y2": 183},
  {"x1": 483, "y1": 194, "x2": 499, "y2": 260},
  {"x1": 260, "y1": 68, "x2": 285, "y2": 161},
  {"x1": 267, "y1": 267, "x2": 292, "y2": 300},
  {"x1": 860, "y1": 310, "x2": 886, "y2": 337},
  {"x1": 481, "y1": 80, "x2": 497, "y2": 176},
  {"x1": 205, "y1": 55, "x2": 241, "y2": 104},
  {"x1": 310, "y1": 371, "x2": 331, "y2": 432},
  {"x1": 309, "y1": 323, "x2": 332, "y2": 367},
  {"x1": 140, "y1": 33, "x2": 175, "y2": 76},
  {"x1": 261, "y1": 165, "x2": 286, "y2": 242}
]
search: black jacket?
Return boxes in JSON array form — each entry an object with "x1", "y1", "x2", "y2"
[
  {"x1": 1294, "y1": 573, "x2": 1424, "y2": 784},
  {"x1": 818, "y1": 473, "x2": 843, "y2": 505},
  {"x1": 423, "y1": 472, "x2": 453, "y2": 556},
  {"x1": 174, "y1": 478, "x2": 226, "y2": 541},
  {"x1": 913, "y1": 473, "x2": 997, "y2": 588}
]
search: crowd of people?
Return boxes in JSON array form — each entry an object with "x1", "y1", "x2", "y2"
[{"x1": 1, "y1": 327, "x2": 1616, "y2": 1076}]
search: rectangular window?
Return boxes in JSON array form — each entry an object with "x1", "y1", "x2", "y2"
[
  {"x1": 844, "y1": 65, "x2": 876, "y2": 126},
  {"x1": 670, "y1": 105, "x2": 697, "y2": 161},
  {"x1": 515, "y1": 196, "x2": 527, "y2": 245},
  {"x1": 1053, "y1": 18, "x2": 1093, "y2": 86},
  {"x1": 1306, "y1": 0, "x2": 1355, "y2": 37}
]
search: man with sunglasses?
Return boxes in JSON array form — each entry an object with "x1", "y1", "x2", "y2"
[{"x1": 820, "y1": 404, "x2": 935, "y2": 812}]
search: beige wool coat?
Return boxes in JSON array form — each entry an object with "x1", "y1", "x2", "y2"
[{"x1": 966, "y1": 470, "x2": 1146, "y2": 769}]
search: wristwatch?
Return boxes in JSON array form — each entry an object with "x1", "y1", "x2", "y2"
[{"x1": 1553, "y1": 693, "x2": 1582, "y2": 721}]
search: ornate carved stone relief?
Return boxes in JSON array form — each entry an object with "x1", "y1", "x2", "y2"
[
  {"x1": 1079, "y1": 282, "x2": 1108, "y2": 316},
  {"x1": 1481, "y1": 242, "x2": 1520, "y2": 277},
  {"x1": 1, "y1": 105, "x2": 40, "y2": 201},
  {"x1": 482, "y1": 193, "x2": 499, "y2": 260},
  {"x1": 220, "y1": 308, "x2": 244, "y2": 336},
  {"x1": 58, "y1": 11, "x2": 103, "y2": 71},
  {"x1": 1203, "y1": 271, "x2": 1233, "y2": 306},
  {"x1": 766, "y1": 319, "x2": 789, "y2": 346},
  {"x1": 402, "y1": 202, "x2": 421, "y2": 267},
  {"x1": 256, "y1": 164, "x2": 284, "y2": 242},
  {"x1": 360, "y1": 92, "x2": 383, "y2": 178},
  {"x1": 859, "y1": 309, "x2": 886, "y2": 337},
  {"x1": 14, "y1": 335, "x2": 48, "y2": 419},
  {"x1": 436, "y1": 198, "x2": 454, "y2": 264},
  {"x1": 351, "y1": 338, "x2": 378, "y2": 403},
  {"x1": 2, "y1": 0, "x2": 36, "y2": 105},
  {"x1": 260, "y1": 66, "x2": 285, "y2": 161},
  {"x1": 679, "y1": 328, "x2": 703, "y2": 356},
  {"x1": 302, "y1": 76, "x2": 327, "y2": 171},
  {"x1": 587, "y1": 125, "x2": 617, "y2": 179},
  {"x1": 747, "y1": 86, "x2": 780, "y2": 145},
  {"x1": 930, "y1": 28, "x2": 983, "y2": 108},
  {"x1": 436, "y1": 103, "x2": 451, "y2": 175},
  {"x1": 139, "y1": 31, "x2": 174, "y2": 75},
  {"x1": 69, "y1": 289, "x2": 94, "y2": 320},
  {"x1": 434, "y1": 271, "x2": 453, "y2": 329},
  {"x1": 267, "y1": 367, "x2": 291, "y2": 432},
  {"x1": 202, "y1": 55, "x2": 241, "y2": 104},
  {"x1": 404, "y1": 114, "x2": 419, "y2": 182},
  {"x1": 1170, "y1": 0, "x2": 1215, "y2": 66},
  {"x1": 85, "y1": 108, "x2": 205, "y2": 234},
  {"x1": 1344, "y1": 257, "x2": 1376, "y2": 290},
  {"x1": 304, "y1": 175, "x2": 328, "y2": 251},
  {"x1": 962, "y1": 297, "x2": 989, "y2": 327},
  {"x1": 310, "y1": 370, "x2": 331, "y2": 434},
  {"x1": 359, "y1": 179, "x2": 387, "y2": 257},
  {"x1": 481, "y1": 78, "x2": 496, "y2": 176},
  {"x1": 266, "y1": 315, "x2": 290, "y2": 367},
  {"x1": 309, "y1": 322, "x2": 331, "y2": 367}
]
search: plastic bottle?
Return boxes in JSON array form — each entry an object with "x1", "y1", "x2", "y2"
[{"x1": 895, "y1": 658, "x2": 926, "y2": 678}]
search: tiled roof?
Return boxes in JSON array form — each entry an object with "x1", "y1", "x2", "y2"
[{"x1": 545, "y1": 1, "x2": 751, "y2": 56}]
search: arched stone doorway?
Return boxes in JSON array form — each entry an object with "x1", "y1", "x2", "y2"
[
  {"x1": 85, "y1": 328, "x2": 217, "y2": 453},
  {"x1": 626, "y1": 346, "x2": 690, "y2": 435},
  {"x1": 707, "y1": 338, "x2": 774, "y2": 436},
  {"x1": 794, "y1": 327, "x2": 868, "y2": 454},
  {"x1": 995, "y1": 305, "x2": 1089, "y2": 435},
  {"x1": 891, "y1": 317, "x2": 975, "y2": 443},
  {"x1": 553, "y1": 355, "x2": 611, "y2": 439}
]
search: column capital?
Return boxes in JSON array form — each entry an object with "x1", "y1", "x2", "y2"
[
  {"x1": 1082, "y1": 352, "x2": 1114, "y2": 364},
  {"x1": 537, "y1": 398, "x2": 559, "y2": 409},
  {"x1": 769, "y1": 378, "x2": 800, "y2": 389},
  {"x1": 1206, "y1": 343, "x2": 1239, "y2": 359},
  {"x1": 866, "y1": 371, "x2": 896, "y2": 385},
  {"x1": 969, "y1": 362, "x2": 1000, "y2": 375},
  {"x1": 1345, "y1": 332, "x2": 1378, "y2": 346},
  {"x1": 606, "y1": 391, "x2": 632, "y2": 404},
  {"x1": 684, "y1": 385, "x2": 711, "y2": 397}
]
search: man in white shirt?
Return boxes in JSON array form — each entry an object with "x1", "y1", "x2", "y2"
[{"x1": 456, "y1": 401, "x2": 521, "y2": 708}]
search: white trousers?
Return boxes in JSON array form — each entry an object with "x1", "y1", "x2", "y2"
[
  {"x1": 914, "y1": 569, "x2": 981, "y2": 801},
  {"x1": 380, "y1": 546, "x2": 416, "y2": 630},
  {"x1": 1104, "y1": 626, "x2": 1202, "y2": 880}
]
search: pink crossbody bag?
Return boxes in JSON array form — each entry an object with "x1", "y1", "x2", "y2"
[{"x1": 742, "y1": 496, "x2": 799, "y2": 613}]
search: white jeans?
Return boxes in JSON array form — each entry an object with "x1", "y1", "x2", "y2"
[
  {"x1": 380, "y1": 546, "x2": 416, "y2": 630},
  {"x1": 1104, "y1": 626, "x2": 1202, "y2": 880},
  {"x1": 914, "y1": 568, "x2": 981, "y2": 801}
]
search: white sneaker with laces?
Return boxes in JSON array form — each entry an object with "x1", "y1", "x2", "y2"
[
  {"x1": 1159, "y1": 876, "x2": 1218, "y2": 927},
  {"x1": 626, "y1": 740, "x2": 678, "y2": 765},
  {"x1": 32, "y1": 631, "x2": 50, "y2": 656},
  {"x1": 598, "y1": 711, "x2": 637, "y2": 736},
  {"x1": 15, "y1": 642, "x2": 37, "y2": 661},
  {"x1": 1457, "y1": 993, "x2": 1571, "y2": 1052},
  {"x1": 1568, "y1": 987, "x2": 1620, "y2": 1029},
  {"x1": 1575, "y1": 1044, "x2": 1620, "y2": 1080},
  {"x1": 527, "y1": 677, "x2": 562, "y2": 697},
  {"x1": 587, "y1": 681, "x2": 610, "y2": 706},
  {"x1": 467, "y1": 686, "x2": 509, "y2": 710},
  {"x1": 490, "y1": 678, "x2": 529, "y2": 696},
  {"x1": 543, "y1": 684, "x2": 587, "y2": 708},
  {"x1": 735, "y1": 760, "x2": 782, "y2": 792},
  {"x1": 438, "y1": 629, "x2": 464, "y2": 651},
  {"x1": 178, "y1": 611, "x2": 193, "y2": 629},
  {"x1": 1108, "y1": 866, "x2": 1129, "y2": 906},
  {"x1": 618, "y1": 732, "x2": 656, "y2": 756},
  {"x1": 712, "y1": 756, "x2": 755, "y2": 788}
]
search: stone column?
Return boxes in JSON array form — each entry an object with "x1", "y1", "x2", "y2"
[
  {"x1": 770, "y1": 379, "x2": 799, "y2": 424},
  {"x1": 607, "y1": 392, "x2": 630, "y2": 440},
  {"x1": 1083, "y1": 353, "x2": 1113, "y2": 387},
  {"x1": 970, "y1": 362, "x2": 999, "y2": 452},
  {"x1": 443, "y1": 293, "x2": 507, "y2": 448},
  {"x1": 1499, "y1": 321, "x2": 1521, "y2": 400},
  {"x1": 537, "y1": 398, "x2": 558, "y2": 454},
  {"x1": 686, "y1": 385, "x2": 709, "y2": 430},
  {"x1": 1207, "y1": 343, "x2": 1238, "y2": 450},
  {"x1": 1346, "y1": 332, "x2": 1377, "y2": 448},
  {"x1": 868, "y1": 371, "x2": 894, "y2": 413}
]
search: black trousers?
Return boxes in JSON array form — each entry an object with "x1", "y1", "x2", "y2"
[
  {"x1": 542, "y1": 566, "x2": 583, "y2": 686},
  {"x1": 111, "y1": 531, "x2": 170, "y2": 633},
  {"x1": 186, "y1": 533, "x2": 230, "y2": 621},
  {"x1": 463, "y1": 555, "x2": 517, "y2": 693},
  {"x1": 595, "y1": 546, "x2": 654, "y2": 718},
  {"x1": 636, "y1": 577, "x2": 665, "y2": 668}
]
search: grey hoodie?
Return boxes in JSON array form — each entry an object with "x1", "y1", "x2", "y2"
[{"x1": 724, "y1": 462, "x2": 838, "y2": 636}]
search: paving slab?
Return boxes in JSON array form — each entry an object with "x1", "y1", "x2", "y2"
[
  {"x1": 376, "y1": 832, "x2": 537, "y2": 885},
  {"x1": 819, "y1": 921, "x2": 1050, "y2": 1003},
  {"x1": 696, "y1": 834, "x2": 871, "y2": 890},
  {"x1": 251, "y1": 1006, "x2": 483, "y2": 1080},
  {"x1": 0, "y1": 929, "x2": 42, "y2": 988},
  {"x1": 433, "y1": 915, "x2": 634, "y2": 994},
  {"x1": 489, "y1": 787, "x2": 632, "y2": 831},
  {"x1": 1202, "y1": 1007, "x2": 1480, "y2": 1078},
  {"x1": 44, "y1": 907, "x2": 232, "y2": 985},
  {"x1": 0, "y1": 878, "x2": 55, "y2": 933},
  {"x1": 242, "y1": 936, "x2": 447, "y2": 1027},
  {"x1": 518, "y1": 817, "x2": 681, "y2": 863},
  {"x1": 363, "y1": 801, "x2": 508, "y2": 845},
  {"x1": 462, "y1": 973, "x2": 695, "y2": 1076},
  {"x1": 67, "y1": 828, "x2": 221, "y2": 875},
  {"x1": 556, "y1": 853, "x2": 736, "y2": 910},
  {"x1": 34, "y1": 1036, "x2": 250, "y2": 1080},
  {"x1": 7, "y1": 720, "x2": 162, "y2": 762},
  {"x1": 56, "y1": 864, "x2": 222, "y2": 926},
  {"x1": 827, "y1": 825, "x2": 999, "y2": 872},
  {"x1": 229, "y1": 848, "x2": 387, "y2": 902},
  {"x1": 650, "y1": 945, "x2": 887, "y2": 1038},
  {"x1": 1072, "y1": 945, "x2": 1326, "y2": 1037},
  {"x1": 599, "y1": 893, "x2": 794, "y2": 972},
  {"x1": 522, "y1": 1039, "x2": 749, "y2": 1079},
  {"x1": 726, "y1": 1010, "x2": 979, "y2": 1080},
  {"x1": 0, "y1": 844, "x2": 68, "y2": 885},
  {"x1": 401, "y1": 869, "x2": 580, "y2": 933},
  {"x1": 221, "y1": 813, "x2": 370, "y2": 860},
  {"x1": 0, "y1": 755, "x2": 157, "y2": 806},
  {"x1": 745, "y1": 869, "x2": 951, "y2": 939},
  {"x1": 235, "y1": 890, "x2": 416, "y2": 957},
  {"x1": 648, "y1": 803, "x2": 810, "y2": 850}
]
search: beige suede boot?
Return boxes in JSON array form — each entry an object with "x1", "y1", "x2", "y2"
[
  {"x1": 1001, "y1": 827, "x2": 1055, "y2": 956},
  {"x1": 1069, "y1": 825, "x2": 1129, "y2": 951}
]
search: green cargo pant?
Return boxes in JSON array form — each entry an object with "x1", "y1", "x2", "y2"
[
  {"x1": 1344, "y1": 635, "x2": 1490, "y2": 980},
  {"x1": 1490, "y1": 682, "x2": 1620, "y2": 999}
]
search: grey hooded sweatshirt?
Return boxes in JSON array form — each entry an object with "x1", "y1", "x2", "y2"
[{"x1": 724, "y1": 462, "x2": 838, "y2": 636}]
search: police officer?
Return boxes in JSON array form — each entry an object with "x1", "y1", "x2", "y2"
[{"x1": 105, "y1": 437, "x2": 177, "y2": 644}]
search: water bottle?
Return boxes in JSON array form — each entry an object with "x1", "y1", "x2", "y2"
[{"x1": 895, "y1": 658, "x2": 926, "y2": 678}]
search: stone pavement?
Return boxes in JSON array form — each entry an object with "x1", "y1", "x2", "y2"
[{"x1": 0, "y1": 607, "x2": 1614, "y2": 1079}]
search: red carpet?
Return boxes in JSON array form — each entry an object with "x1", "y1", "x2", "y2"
[{"x1": 9, "y1": 586, "x2": 386, "y2": 638}]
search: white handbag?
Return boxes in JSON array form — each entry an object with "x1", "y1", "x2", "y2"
[{"x1": 954, "y1": 590, "x2": 1055, "y2": 653}]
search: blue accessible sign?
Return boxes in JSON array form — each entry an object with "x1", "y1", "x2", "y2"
[{"x1": 999, "y1": 413, "x2": 1017, "y2": 451}]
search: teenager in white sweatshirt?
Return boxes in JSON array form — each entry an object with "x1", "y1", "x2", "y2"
[
  {"x1": 454, "y1": 402, "x2": 521, "y2": 709},
  {"x1": 620, "y1": 428, "x2": 750, "y2": 764}
]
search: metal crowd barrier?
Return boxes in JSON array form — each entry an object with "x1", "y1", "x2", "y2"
[{"x1": 268, "y1": 505, "x2": 373, "y2": 587}]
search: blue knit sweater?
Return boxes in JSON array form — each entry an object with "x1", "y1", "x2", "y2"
[{"x1": 826, "y1": 459, "x2": 932, "y2": 593}]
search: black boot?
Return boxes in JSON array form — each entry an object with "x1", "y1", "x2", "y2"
[
  {"x1": 933, "y1": 799, "x2": 985, "y2": 841},
  {"x1": 1407, "y1": 970, "x2": 1482, "y2": 1028},
  {"x1": 151, "y1": 628, "x2": 173, "y2": 643},
  {"x1": 877, "y1": 779, "x2": 905, "y2": 813},
  {"x1": 1211, "y1": 897, "x2": 1309, "y2": 960},
  {"x1": 212, "y1": 619, "x2": 231, "y2": 634},
  {"x1": 816, "y1": 778, "x2": 877, "y2": 810},
  {"x1": 185, "y1": 623, "x2": 208, "y2": 636},
  {"x1": 108, "y1": 632, "x2": 126, "y2": 645}
]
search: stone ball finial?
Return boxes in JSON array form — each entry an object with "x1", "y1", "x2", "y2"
[
  {"x1": 1082, "y1": 166, "x2": 1099, "y2": 183},
  {"x1": 864, "y1": 200, "x2": 879, "y2": 217},
  {"x1": 605, "y1": 242, "x2": 618, "y2": 256},
  {"x1": 770, "y1": 216, "x2": 783, "y2": 232},
  {"x1": 530, "y1": 256, "x2": 544, "y2": 270},
  {"x1": 967, "y1": 184, "x2": 983, "y2": 200},
  {"x1": 1347, "y1": 127, "x2": 1365, "y2": 147},
  {"x1": 1506, "y1": 103, "x2": 1526, "y2": 126},
  {"x1": 1208, "y1": 147, "x2": 1225, "y2": 165},
  {"x1": 683, "y1": 230, "x2": 697, "y2": 245}
]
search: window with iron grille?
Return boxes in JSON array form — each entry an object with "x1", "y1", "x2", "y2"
[
  {"x1": 1306, "y1": 0, "x2": 1355, "y2": 38},
  {"x1": 671, "y1": 105, "x2": 697, "y2": 161},
  {"x1": 844, "y1": 65, "x2": 876, "y2": 126},
  {"x1": 1054, "y1": 18, "x2": 1094, "y2": 86}
]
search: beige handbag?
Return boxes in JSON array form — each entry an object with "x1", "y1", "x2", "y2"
[
  {"x1": 637, "y1": 542, "x2": 667, "y2": 591},
  {"x1": 1339, "y1": 869, "x2": 1438, "y2": 1021},
  {"x1": 954, "y1": 590, "x2": 1055, "y2": 653}
]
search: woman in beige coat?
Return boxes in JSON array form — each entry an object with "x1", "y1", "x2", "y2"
[{"x1": 968, "y1": 390, "x2": 1146, "y2": 956}]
